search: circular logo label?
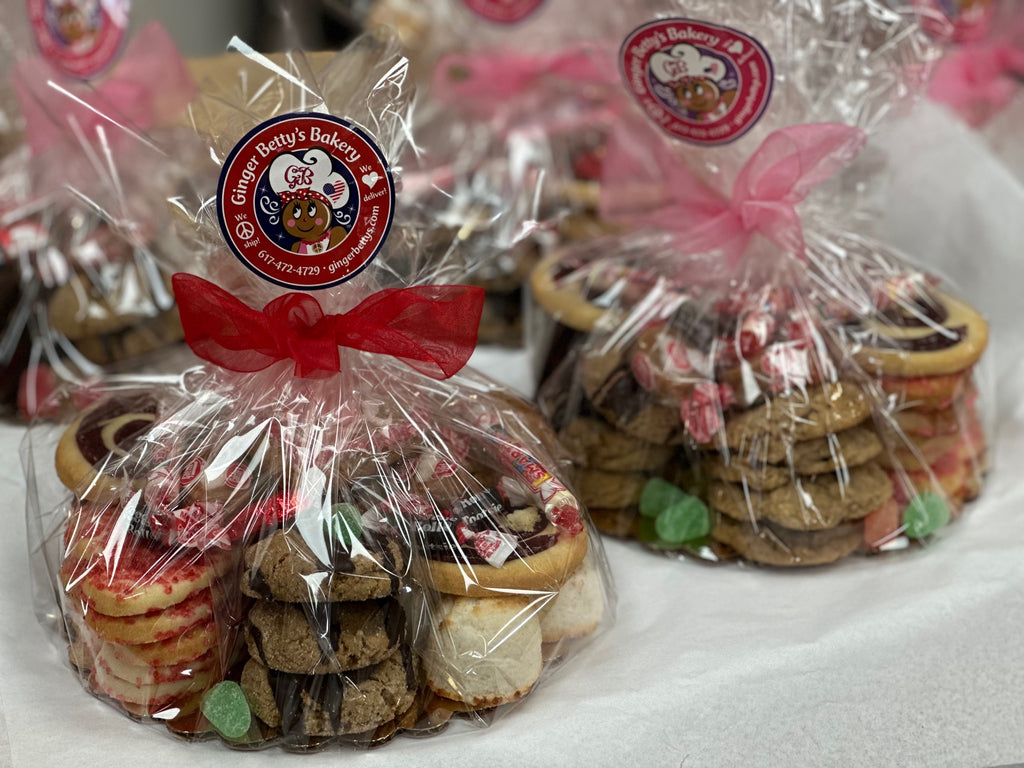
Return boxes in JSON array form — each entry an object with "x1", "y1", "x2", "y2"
[
  {"x1": 217, "y1": 113, "x2": 395, "y2": 290},
  {"x1": 27, "y1": 0, "x2": 130, "y2": 79},
  {"x1": 620, "y1": 19, "x2": 774, "y2": 146},
  {"x1": 463, "y1": 0, "x2": 546, "y2": 23}
]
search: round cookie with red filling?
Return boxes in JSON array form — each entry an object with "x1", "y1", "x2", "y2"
[
  {"x1": 55, "y1": 395, "x2": 160, "y2": 501},
  {"x1": 843, "y1": 274, "x2": 989, "y2": 514},
  {"x1": 409, "y1": 482, "x2": 588, "y2": 598},
  {"x1": 849, "y1": 283, "x2": 988, "y2": 379},
  {"x1": 530, "y1": 244, "x2": 688, "y2": 333}
]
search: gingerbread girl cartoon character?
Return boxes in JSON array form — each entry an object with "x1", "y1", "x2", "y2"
[
  {"x1": 53, "y1": 0, "x2": 98, "y2": 47},
  {"x1": 651, "y1": 44, "x2": 737, "y2": 122},
  {"x1": 268, "y1": 149, "x2": 350, "y2": 255}
]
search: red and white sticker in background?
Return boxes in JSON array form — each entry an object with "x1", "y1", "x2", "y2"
[
  {"x1": 463, "y1": 0, "x2": 545, "y2": 23},
  {"x1": 620, "y1": 18, "x2": 773, "y2": 147},
  {"x1": 27, "y1": 0, "x2": 129, "y2": 79},
  {"x1": 915, "y1": 0, "x2": 993, "y2": 43},
  {"x1": 217, "y1": 113, "x2": 395, "y2": 290}
]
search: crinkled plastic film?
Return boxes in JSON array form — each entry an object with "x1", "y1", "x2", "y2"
[
  {"x1": 0, "y1": 15, "x2": 206, "y2": 419},
  {"x1": 365, "y1": 0, "x2": 944, "y2": 355},
  {"x1": 356, "y1": 1, "x2": 635, "y2": 347},
  {"x1": 531, "y1": 210, "x2": 989, "y2": 566},
  {"x1": 24, "y1": 32, "x2": 613, "y2": 750}
]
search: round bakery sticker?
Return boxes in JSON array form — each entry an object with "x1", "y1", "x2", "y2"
[
  {"x1": 620, "y1": 19, "x2": 773, "y2": 146},
  {"x1": 463, "y1": 0, "x2": 545, "y2": 23},
  {"x1": 27, "y1": 0, "x2": 130, "y2": 79},
  {"x1": 217, "y1": 113, "x2": 395, "y2": 290}
]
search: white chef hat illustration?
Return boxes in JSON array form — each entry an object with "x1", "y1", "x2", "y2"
[
  {"x1": 268, "y1": 148, "x2": 351, "y2": 210},
  {"x1": 650, "y1": 44, "x2": 727, "y2": 85}
]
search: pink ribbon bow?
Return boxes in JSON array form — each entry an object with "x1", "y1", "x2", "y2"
[
  {"x1": 598, "y1": 120, "x2": 867, "y2": 266},
  {"x1": 13, "y1": 22, "x2": 197, "y2": 155},
  {"x1": 928, "y1": 38, "x2": 1024, "y2": 127},
  {"x1": 431, "y1": 45, "x2": 620, "y2": 118}
]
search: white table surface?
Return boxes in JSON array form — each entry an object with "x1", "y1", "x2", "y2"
[{"x1": 2, "y1": 104, "x2": 1024, "y2": 768}]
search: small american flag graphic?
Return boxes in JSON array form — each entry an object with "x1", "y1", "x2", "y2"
[{"x1": 323, "y1": 180, "x2": 347, "y2": 207}]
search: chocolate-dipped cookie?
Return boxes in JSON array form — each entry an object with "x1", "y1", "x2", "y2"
[
  {"x1": 241, "y1": 529, "x2": 405, "y2": 604},
  {"x1": 241, "y1": 646, "x2": 418, "y2": 738},
  {"x1": 245, "y1": 599, "x2": 404, "y2": 674}
]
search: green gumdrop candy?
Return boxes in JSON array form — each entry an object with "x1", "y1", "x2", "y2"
[
  {"x1": 330, "y1": 503, "x2": 363, "y2": 548},
  {"x1": 640, "y1": 478, "x2": 688, "y2": 519},
  {"x1": 903, "y1": 491, "x2": 950, "y2": 539},
  {"x1": 655, "y1": 496, "x2": 711, "y2": 544},
  {"x1": 201, "y1": 681, "x2": 251, "y2": 740}
]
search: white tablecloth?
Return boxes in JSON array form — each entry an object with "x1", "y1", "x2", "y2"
[{"x1": 2, "y1": 104, "x2": 1024, "y2": 768}]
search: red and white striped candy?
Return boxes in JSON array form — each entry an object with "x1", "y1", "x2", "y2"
[
  {"x1": 680, "y1": 380, "x2": 728, "y2": 443},
  {"x1": 179, "y1": 457, "x2": 204, "y2": 485},
  {"x1": 739, "y1": 311, "x2": 777, "y2": 357},
  {"x1": 455, "y1": 520, "x2": 474, "y2": 545},
  {"x1": 144, "y1": 466, "x2": 180, "y2": 513},
  {"x1": 476, "y1": 411, "x2": 584, "y2": 536},
  {"x1": 761, "y1": 342, "x2": 811, "y2": 394},
  {"x1": 174, "y1": 502, "x2": 231, "y2": 550},
  {"x1": 630, "y1": 352, "x2": 655, "y2": 391}
]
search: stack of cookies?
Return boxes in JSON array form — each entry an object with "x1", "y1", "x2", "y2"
[
  {"x1": 54, "y1": 395, "x2": 235, "y2": 716},
  {"x1": 537, "y1": 265, "x2": 966, "y2": 564},
  {"x1": 61, "y1": 502, "x2": 231, "y2": 717},
  {"x1": 40, "y1": 366, "x2": 610, "y2": 747},
  {"x1": 561, "y1": 353, "x2": 682, "y2": 538},
  {"x1": 385, "y1": 399, "x2": 603, "y2": 712},
  {"x1": 532, "y1": 244, "x2": 694, "y2": 537},
  {"x1": 238, "y1": 520, "x2": 419, "y2": 744},
  {"x1": 703, "y1": 382, "x2": 897, "y2": 566},
  {"x1": 844, "y1": 275, "x2": 989, "y2": 534},
  {"x1": 45, "y1": 221, "x2": 183, "y2": 367}
]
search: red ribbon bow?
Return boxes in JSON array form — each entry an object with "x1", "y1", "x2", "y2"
[
  {"x1": 172, "y1": 274, "x2": 485, "y2": 380},
  {"x1": 598, "y1": 120, "x2": 867, "y2": 266}
]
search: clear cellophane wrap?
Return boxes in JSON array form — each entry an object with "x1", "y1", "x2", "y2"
[
  {"x1": 357, "y1": 1, "x2": 632, "y2": 346},
  {"x1": 391, "y1": 0, "x2": 943, "y2": 231},
  {"x1": 367, "y1": 0, "x2": 944, "y2": 353},
  {"x1": 24, "y1": 33, "x2": 613, "y2": 750},
  {"x1": 529, "y1": 98, "x2": 988, "y2": 567},
  {"x1": 0, "y1": 17, "x2": 206, "y2": 418},
  {"x1": 532, "y1": 212, "x2": 989, "y2": 567}
]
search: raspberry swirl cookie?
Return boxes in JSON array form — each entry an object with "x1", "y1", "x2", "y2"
[
  {"x1": 391, "y1": 414, "x2": 588, "y2": 598},
  {"x1": 55, "y1": 395, "x2": 160, "y2": 502},
  {"x1": 849, "y1": 282, "x2": 988, "y2": 379}
]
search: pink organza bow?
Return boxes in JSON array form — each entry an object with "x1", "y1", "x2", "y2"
[
  {"x1": 431, "y1": 45, "x2": 619, "y2": 117},
  {"x1": 928, "y1": 38, "x2": 1024, "y2": 127},
  {"x1": 598, "y1": 120, "x2": 867, "y2": 266},
  {"x1": 13, "y1": 22, "x2": 196, "y2": 154}
]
